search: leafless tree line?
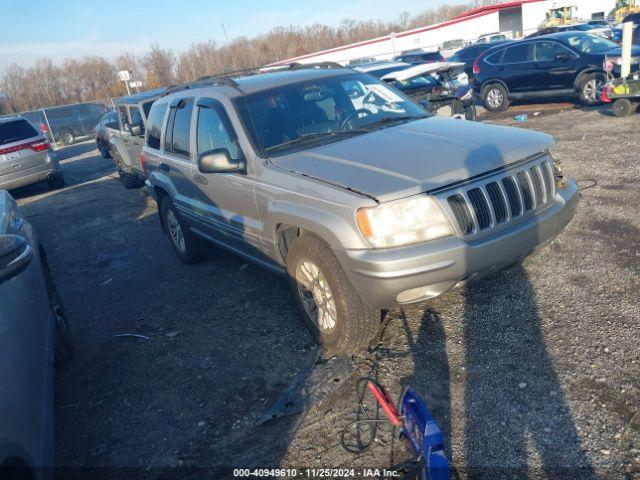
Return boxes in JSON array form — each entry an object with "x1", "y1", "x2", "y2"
[{"x1": 0, "y1": 4, "x2": 474, "y2": 113}]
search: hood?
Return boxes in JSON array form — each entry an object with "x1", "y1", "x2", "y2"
[
  {"x1": 272, "y1": 117, "x2": 554, "y2": 203},
  {"x1": 381, "y1": 62, "x2": 466, "y2": 82},
  {"x1": 604, "y1": 45, "x2": 640, "y2": 58}
]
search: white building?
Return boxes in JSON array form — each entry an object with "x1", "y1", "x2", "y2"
[{"x1": 275, "y1": 0, "x2": 617, "y2": 66}]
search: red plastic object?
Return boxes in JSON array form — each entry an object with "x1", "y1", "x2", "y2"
[
  {"x1": 0, "y1": 140, "x2": 50, "y2": 155},
  {"x1": 367, "y1": 381, "x2": 402, "y2": 426}
]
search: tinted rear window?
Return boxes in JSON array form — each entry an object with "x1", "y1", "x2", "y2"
[
  {"x1": 0, "y1": 119, "x2": 38, "y2": 145},
  {"x1": 142, "y1": 100, "x2": 154, "y2": 120},
  {"x1": 503, "y1": 44, "x2": 533, "y2": 63},
  {"x1": 169, "y1": 99, "x2": 194, "y2": 157},
  {"x1": 145, "y1": 102, "x2": 168, "y2": 150}
]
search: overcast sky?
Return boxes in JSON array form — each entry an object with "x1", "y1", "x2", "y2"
[{"x1": 0, "y1": 0, "x2": 468, "y2": 73}]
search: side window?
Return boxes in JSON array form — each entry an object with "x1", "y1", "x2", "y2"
[
  {"x1": 503, "y1": 44, "x2": 533, "y2": 63},
  {"x1": 169, "y1": 99, "x2": 194, "y2": 157},
  {"x1": 196, "y1": 102, "x2": 241, "y2": 160},
  {"x1": 129, "y1": 106, "x2": 143, "y2": 126},
  {"x1": 145, "y1": 102, "x2": 168, "y2": 150},
  {"x1": 534, "y1": 42, "x2": 576, "y2": 61},
  {"x1": 485, "y1": 50, "x2": 504, "y2": 64},
  {"x1": 118, "y1": 106, "x2": 129, "y2": 129}
]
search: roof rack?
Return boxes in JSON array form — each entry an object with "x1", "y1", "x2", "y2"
[{"x1": 160, "y1": 61, "x2": 346, "y2": 97}]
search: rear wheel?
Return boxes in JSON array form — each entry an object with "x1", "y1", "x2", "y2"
[
  {"x1": 47, "y1": 173, "x2": 65, "y2": 190},
  {"x1": 160, "y1": 196, "x2": 204, "y2": 264},
  {"x1": 612, "y1": 98, "x2": 634, "y2": 117},
  {"x1": 482, "y1": 83, "x2": 510, "y2": 111},
  {"x1": 118, "y1": 169, "x2": 145, "y2": 189},
  {"x1": 59, "y1": 129, "x2": 74, "y2": 146},
  {"x1": 286, "y1": 234, "x2": 380, "y2": 356},
  {"x1": 97, "y1": 140, "x2": 111, "y2": 158},
  {"x1": 578, "y1": 73, "x2": 605, "y2": 106}
]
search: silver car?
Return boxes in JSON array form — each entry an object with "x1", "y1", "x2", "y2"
[
  {"x1": 143, "y1": 65, "x2": 578, "y2": 355},
  {"x1": 0, "y1": 191, "x2": 72, "y2": 479},
  {"x1": 0, "y1": 117, "x2": 64, "y2": 191}
]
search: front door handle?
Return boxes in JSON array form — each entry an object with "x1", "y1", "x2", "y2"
[{"x1": 159, "y1": 163, "x2": 170, "y2": 172}]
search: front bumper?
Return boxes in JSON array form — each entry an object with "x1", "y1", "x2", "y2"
[{"x1": 335, "y1": 179, "x2": 578, "y2": 307}]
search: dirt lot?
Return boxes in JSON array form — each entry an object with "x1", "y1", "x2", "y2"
[{"x1": 12, "y1": 104, "x2": 640, "y2": 479}]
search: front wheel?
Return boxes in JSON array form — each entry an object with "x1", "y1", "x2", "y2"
[
  {"x1": 286, "y1": 234, "x2": 380, "y2": 356},
  {"x1": 578, "y1": 73, "x2": 605, "y2": 106},
  {"x1": 482, "y1": 83, "x2": 510, "y2": 112}
]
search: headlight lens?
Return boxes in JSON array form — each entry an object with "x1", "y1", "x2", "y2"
[{"x1": 356, "y1": 195, "x2": 454, "y2": 248}]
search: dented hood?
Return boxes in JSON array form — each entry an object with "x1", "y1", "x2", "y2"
[{"x1": 272, "y1": 117, "x2": 554, "y2": 203}]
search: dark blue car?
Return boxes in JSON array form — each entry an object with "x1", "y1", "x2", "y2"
[{"x1": 473, "y1": 32, "x2": 640, "y2": 111}]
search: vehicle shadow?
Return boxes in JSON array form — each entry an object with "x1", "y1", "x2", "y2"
[{"x1": 405, "y1": 136, "x2": 594, "y2": 478}]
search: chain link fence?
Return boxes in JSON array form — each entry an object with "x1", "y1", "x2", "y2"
[{"x1": 0, "y1": 98, "x2": 117, "y2": 149}]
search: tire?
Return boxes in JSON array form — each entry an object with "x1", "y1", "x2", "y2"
[
  {"x1": 40, "y1": 247, "x2": 74, "y2": 363},
  {"x1": 160, "y1": 196, "x2": 204, "y2": 264},
  {"x1": 612, "y1": 98, "x2": 634, "y2": 117},
  {"x1": 450, "y1": 100, "x2": 465, "y2": 118},
  {"x1": 47, "y1": 173, "x2": 65, "y2": 190},
  {"x1": 465, "y1": 104, "x2": 478, "y2": 121},
  {"x1": 97, "y1": 140, "x2": 111, "y2": 158},
  {"x1": 59, "y1": 129, "x2": 74, "y2": 146},
  {"x1": 578, "y1": 73, "x2": 605, "y2": 106},
  {"x1": 118, "y1": 169, "x2": 145, "y2": 189},
  {"x1": 286, "y1": 234, "x2": 380, "y2": 356},
  {"x1": 482, "y1": 83, "x2": 510, "y2": 111}
]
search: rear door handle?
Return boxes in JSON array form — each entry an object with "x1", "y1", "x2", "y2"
[{"x1": 159, "y1": 163, "x2": 170, "y2": 172}]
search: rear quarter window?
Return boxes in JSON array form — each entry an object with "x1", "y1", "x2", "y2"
[
  {"x1": 145, "y1": 102, "x2": 168, "y2": 150},
  {"x1": 485, "y1": 50, "x2": 504, "y2": 64},
  {"x1": 167, "y1": 100, "x2": 194, "y2": 157},
  {"x1": 0, "y1": 119, "x2": 39, "y2": 145}
]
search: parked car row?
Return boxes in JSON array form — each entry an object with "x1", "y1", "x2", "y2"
[
  {"x1": 89, "y1": 63, "x2": 578, "y2": 356},
  {"x1": 473, "y1": 32, "x2": 640, "y2": 111}
]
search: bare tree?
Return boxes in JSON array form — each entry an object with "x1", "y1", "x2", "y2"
[
  {"x1": 141, "y1": 43, "x2": 176, "y2": 88},
  {"x1": 0, "y1": 3, "x2": 475, "y2": 112}
]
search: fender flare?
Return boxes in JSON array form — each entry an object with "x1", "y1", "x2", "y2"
[
  {"x1": 265, "y1": 201, "x2": 366, "y2": 263},
  {"x1": 574, "y1": 68, "x2": 606, "y2": 89}
]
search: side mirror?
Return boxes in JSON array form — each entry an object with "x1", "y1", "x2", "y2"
[
  {"x1": 126, "y1": 123, "x2": 143, "y2": 136},
  {"x1": 0, "y1": 235, "x2": 33, "y2": 285},
  {"x1": 555, "y1": 53, "x2": 571, "y2": 62},
  {"x1": 419, "y1": 100, "x2": 435, "y2": 113},
  {"x1": 198, "y1": 148, "x2": 245, "y2": 174}
]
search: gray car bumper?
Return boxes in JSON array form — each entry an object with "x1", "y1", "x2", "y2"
[
  {"x1": 336, "y1": 179, "x2": 579, "y2": 307},
  {"x1": 0, "y1": 163, "x2": 62, "y2": 191}
]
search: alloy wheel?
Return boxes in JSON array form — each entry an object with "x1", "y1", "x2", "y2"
[
  {"x1": 296, "y1": 260, "x2": 337, "y2": 332},
  {"x1": 166, "y1": 209, "x2": 186, "y2": 253},
  {"x1": 486, "y1": 88, "x2": 504, "y2": 109},
  {"x1": 583, "y1": 79, "x2": 602, "y2": 104}
]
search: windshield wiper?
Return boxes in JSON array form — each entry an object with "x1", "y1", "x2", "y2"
[
  {"x1": 362, "y1": 115, "x2": 429, "y2": 130},
  {"x1": 265, "y1": 130, "x2": 366, "y2": 154}
]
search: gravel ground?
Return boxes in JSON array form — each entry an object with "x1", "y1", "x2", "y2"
[{"x1": 12, "y1": 105, "x2": 639, "y2": 479}]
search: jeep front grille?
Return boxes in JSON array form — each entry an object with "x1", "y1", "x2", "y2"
[{"x1": 442, "y1": 157, "x2": 556, "y2": 238}]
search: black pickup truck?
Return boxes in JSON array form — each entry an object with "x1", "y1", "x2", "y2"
[{"x1": 45, "y1": 102, "x2": 108, "y2": 145}]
